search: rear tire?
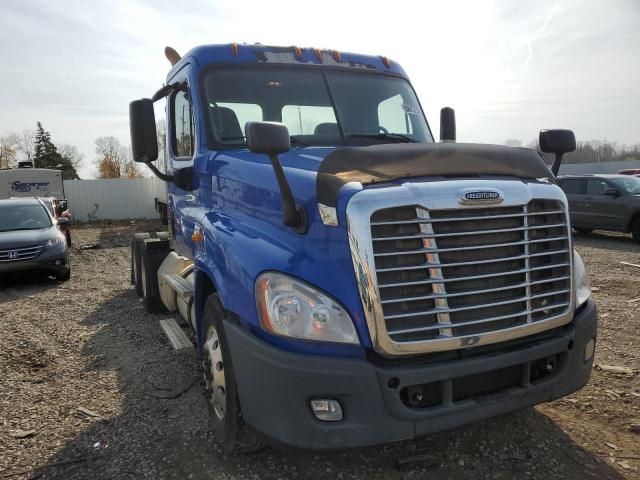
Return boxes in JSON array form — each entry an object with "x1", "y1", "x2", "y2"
[
  {"x1": 201, "y1": 294, "x2": 265, "y2": 453},
  {"x1": 631, "y1": 218, "x2": 640, "y2": 244},
  {"x1": 140, "y1": 239, "x2": 168, "y2": 313},
  {"x1": 132, "y1": 232, "x2": 169, "y2": 292},
  {"x1": 574, "y1": 227, "x2": 594, "y2": 234}
]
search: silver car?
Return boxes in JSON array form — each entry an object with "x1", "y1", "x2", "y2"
[
  {"x1": 0, "y1": 197, "x2": 70, "y2": 281},
  {"x1": 558, "y1": 174, "x2": 640, "y2": 243}
]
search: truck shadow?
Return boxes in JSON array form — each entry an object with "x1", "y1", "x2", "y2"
[{"x1": 30, "y1": 291, "x2": 624, "y2": 480}]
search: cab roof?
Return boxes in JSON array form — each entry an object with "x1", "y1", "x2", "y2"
[{"x1": 168, "y1": 43, "x2": 407, "y2": 79}]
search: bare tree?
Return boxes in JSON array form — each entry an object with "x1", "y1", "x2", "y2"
[
  {"x1": 95, "y1": 136, "x2": 125, "y2": 178},
  {"x1": 95, "y1": 136, "x2": 143, "y2": 179},
  {"x1": 504, "y1": 139, "x2": 523, "y2": 148},
  {"x1": 15, "y1": 128, "x2": 35, "y2": 163},
  {"x1": 0, "y1": 134, "x2": 18, "y2": 169},
  {"x1": 58, "y1": 143, "x2": 84, "y2": 171}
]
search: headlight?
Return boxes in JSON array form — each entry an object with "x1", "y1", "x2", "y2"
[
  {"x1": 255, "y1": 272, "x2": 359, "y2": 345},
  {"x1": 574, "y1": 250, "x2": 591, "y2": 307},
  {"x1": 44, "y1": 237, "x2": 62, "y2": 249}
]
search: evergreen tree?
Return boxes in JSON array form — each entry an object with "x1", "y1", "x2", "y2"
[{"x1": 33, "y1": 122, "x2": 79, "y2": 179}]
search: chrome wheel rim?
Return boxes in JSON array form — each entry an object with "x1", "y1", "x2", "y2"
[
  {"x1": 133, "y1": 253, "x2": 138, "y2": 283},
  {"x1": 204, "y1": 325, "x2": 226, "y2": 420}
]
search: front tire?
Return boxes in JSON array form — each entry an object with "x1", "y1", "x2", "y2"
[
  {"x1": 56, "y1": 266, "x2": 71, "y2": 282},
  {"x1": 201, "y1": 294, "x2": 265, "y2": 453}
]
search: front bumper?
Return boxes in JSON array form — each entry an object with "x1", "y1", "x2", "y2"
[
  {"x1": 226, "y1": 298, "x2": 597, "y2": 449},
  {"x1": 0, "y1": 246, "x2": 69, "y2": 275}
]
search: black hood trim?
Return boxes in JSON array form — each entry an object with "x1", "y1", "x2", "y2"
[{"x1": 316, "y1": 143, "x2": 553, "y2": 209}]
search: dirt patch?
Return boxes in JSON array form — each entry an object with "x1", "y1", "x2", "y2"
[{"x1": 0, "y1": 225, "x2": 638, "y2": 479}]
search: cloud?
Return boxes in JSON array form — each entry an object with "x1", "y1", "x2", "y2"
[{"x1": 0, "y1": 0, "x2": 638, "y2": 178}]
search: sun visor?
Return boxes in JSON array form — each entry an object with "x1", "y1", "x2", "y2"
[{"x1": 316, "y1": 142, "x2": 553, "y2": 225}]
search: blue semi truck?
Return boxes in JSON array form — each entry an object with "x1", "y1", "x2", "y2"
[{"x1": 129, "y1": 43, "x2": 597, "y2": 452}]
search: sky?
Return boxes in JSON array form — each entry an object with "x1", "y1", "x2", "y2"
[{"x1": 0, "y1": 0, "x2": 639, "y2": 178}]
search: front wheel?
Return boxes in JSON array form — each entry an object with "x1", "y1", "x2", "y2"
[
  {"x1": 631, "y1": 218, "x2": 640, "y2": 244},
  {"x1": 56, "y1": 266, "x2": 71, "y2": 282},
  {"x1": 201, "y1": 294, "x2": 265, "y2": 453}
]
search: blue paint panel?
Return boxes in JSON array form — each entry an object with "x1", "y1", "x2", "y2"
[{"x1": 161, "y1": 44, "x2": 414, "y2": 359}]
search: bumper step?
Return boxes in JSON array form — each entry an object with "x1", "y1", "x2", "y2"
[
  {"x1": 162, "y1": 273, "x2": 194, "y2": 300},
  {"x1": 159, "y1": 318, "x2": 194, "y2": 353}
]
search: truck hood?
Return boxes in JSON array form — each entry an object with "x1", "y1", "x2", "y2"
[
  {"x1": 214, "y1": 142, "x2": 554, "y2": 224},
  {"x1": 0, "y1": 226, "x2": 59, "y2": 249}
]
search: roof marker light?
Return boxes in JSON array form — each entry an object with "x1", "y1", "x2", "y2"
[
  {"x1": 231, "y1": 43, "x2": 239, "y2": 57},
  {"x1": 294, "y1": 46, "x2": 303, "y2": 59},
  {"x1": 313, "y1": 48, "x2": 323, "y2": 61},
  {"x1": 382, "y1": 56, "x2": 391, "y2": 68},
  {"x1": 332, "y1": 50, "x2": 342, "y2": 62}
]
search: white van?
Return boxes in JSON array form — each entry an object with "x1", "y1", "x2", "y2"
[{"x1": 0, "y1": 168, "x2": 64, "y2": 200}]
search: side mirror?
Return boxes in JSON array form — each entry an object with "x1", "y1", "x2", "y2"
[
  {"x1": 440, "y1": 107, "x2": 456, "y2": 141},
  {"x1": 129, "y1": 99, "x2": 158, "y2": 163},
  {"x1": 604, "y1": 187, "x2": 620, "y2": 197},
  {"x1": 245, "y1": 121, "x2": 290, "y2": 154},
  {"x1": 57, "y1": 217, "x2": 69, "y2": 225},
  {"x1": 539, "y1": 129, "x2": 576, "y2": 176}
]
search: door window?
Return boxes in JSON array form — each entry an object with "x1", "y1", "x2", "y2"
[
  {"x1": 560, "y1": 179, "x2": 585, "y2": 195},
  {"x1": 172, "y1": 87, "x2": 194, "y2": 158},
  {"x1": 586, "y1": 179, "x2": 609, "y2": 196}
]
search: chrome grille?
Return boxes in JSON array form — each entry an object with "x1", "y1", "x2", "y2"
[
  {"x1": 0, "y1": 244, "x2": 43, "y2": 262},
  {"x1": 370, "y1": 200, "x2": 571, "y2": 344}
]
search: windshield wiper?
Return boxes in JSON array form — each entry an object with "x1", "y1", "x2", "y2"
[
  {"x1": 221, "y1": 135, "x2": 309, "y2": 147},
  {"x1": 348, "y1": 133, "x2": 417, "y2": 143},
  {"x1": 289, "y1": 136, "x2": 309, "y2": 147}
]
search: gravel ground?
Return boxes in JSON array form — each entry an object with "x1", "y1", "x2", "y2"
[{"x1": 0, "y1": 222, "x2": 638, "y2": 480}]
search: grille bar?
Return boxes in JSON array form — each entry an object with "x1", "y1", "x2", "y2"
[
  {"x1": 381, "y1": 276, "x2": 571, "y2": 304},
  {"x1": 374, "y1": 236, "x2": 568, "y2": 257},
  {"x1": 387, "y1": 301, "x2": 570, "y2": 335},
  {"x1": 373, "y1": 223, "x2": 567, "y2": 241},
  {"x1": 376, "y1": 249, "x2": 570, "y2": 272},
  {"x1": 385, "y1": 289, "x2": 570, "y2": 320},
  {"x1": 0, "y1": 245, "x2": 43, "y2": 262},
  {"x1": 378, "y1": 262, "x2": 570, "y2": 288},
  {"x1": 370, "y1": 199, "x2": 572, "y2": 347},
  {"x1": 370, "y1": 209, "x2": 565, "y2": 226}
]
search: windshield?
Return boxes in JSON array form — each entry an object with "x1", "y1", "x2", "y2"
[
  {"x1": 202, "y1": 67, "x2": 432, "y2": 147},
  {"x1": 0, "y1": 204, "x2": 52, "y2": 232},
  {"x1": 612, "y1": 176, "x2": 640, "y2": 195}
]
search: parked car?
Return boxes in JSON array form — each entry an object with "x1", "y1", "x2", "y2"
[
  {"x1": 40, "y1": 197, "x2": 72, "y2": 246},
  {"x1": 0, "y1": 197, "x2": 70, "y2": 281},
  {"x1": 558, "y1": 174, "x2": 640, "y2": 242},
  {"x1": 619, "y1": 168, "x2": 640, "y2": 177}
]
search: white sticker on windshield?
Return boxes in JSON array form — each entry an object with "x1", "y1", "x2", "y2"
[{"x1": 402, "y1": 103, "x2": 420, "y2": 115}]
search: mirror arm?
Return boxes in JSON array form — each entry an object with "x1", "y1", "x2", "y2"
[
  {"x1": 268, "y1": 154, "x2": 307, "y2": 233},
  {"x1": 151, "y1": 82, "x2": 183, "y2": 102},
  {"x1": 144, "y1": 160, "x2": 174, "y2": 183},
  {"x1": 551, "y1": 153, "x2": 564, "y2": 177}
]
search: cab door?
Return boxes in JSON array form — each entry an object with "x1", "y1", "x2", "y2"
[
  {"x1": 166, "y1": 67, "x2": 203, "y2": 258},
  {"x1": 559, "y1": 178, "x2": 587, "y2": 226},
  {"x1": 585, "y1": 178, "x2": 625, "y2": 230}
]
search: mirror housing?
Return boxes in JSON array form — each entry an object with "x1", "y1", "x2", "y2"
[
  {"x1": 440, "y1": 107, "x2": 456, "y2": 142},
  {"x1": 246, "y1": 121, "x2": 291, "y2": 155},
  {"x1": 129, "y1": 99, "x2": 158, "y2": 163},
  {"x1": 604, "y1": 187, "x2": 620, "y2": 197},
  {"x1": 539, "y1": 129, "x2": 576, "y2": 155},
  {"x1": 539, "y1": 129, "x2": 576, "y2": 176}
]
